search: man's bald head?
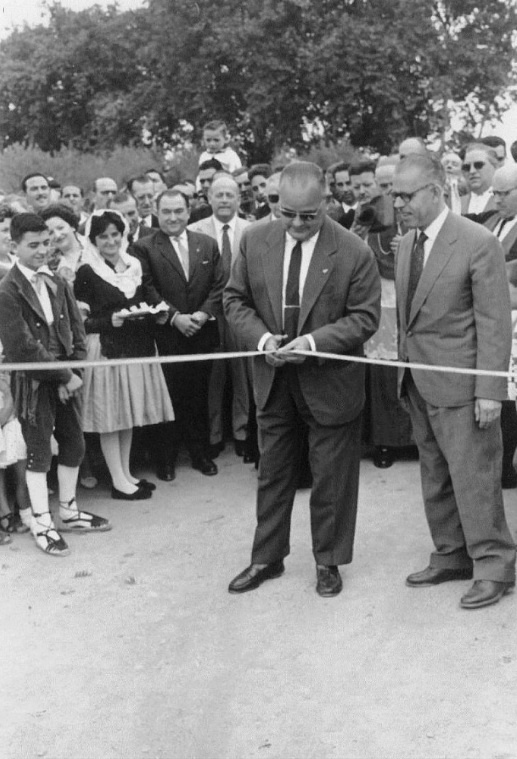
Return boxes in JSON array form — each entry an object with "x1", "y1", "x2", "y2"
[
  {"x1": 492, "y1": 164, "x2": 517, "y2": 219},
  {"x1": 278, "y1": 162, "x2": 326, "y2": 241},
  {"x1": 398, "y1": 137, "x2": 428, "y2": 160},
  {"x1": 208, "y1": 174, "x2": 240, "y2": 222},
  {"x1": 279, "y1": 161, "x2": 326, "y2": 195}
]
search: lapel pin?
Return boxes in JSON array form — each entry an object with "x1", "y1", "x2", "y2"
[{"x1": 322, "y1": 268, "x2": 329, "y2": 274}]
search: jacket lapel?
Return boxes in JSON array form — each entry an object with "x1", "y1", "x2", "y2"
[
  {"x1": 156, "y1": 230, "x2": 186, "y2": 280},
  {"x1": 13, "y1": 266, "x2": 47, "y2": 322},
  {"x1": 261, "y1": 223, "x2": 285, "y2": 333},
  {"x1": 408, "y1": 215, "x2": 457, "y2": 326},
  {"x1": 298, "y1": 219, "x2": 336, "y2": 332}
]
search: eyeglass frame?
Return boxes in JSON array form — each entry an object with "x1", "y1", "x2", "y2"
[
  {"x1": 279, "y1": 206, "x2": 321, "y2": 222},
  {"x1": 462, "y1": 161, "x2": 487, "y2": 172},
  {"x1": 491, "y1": 187, "x2": 517, "y2": 199},
  {"x1": 390, "y1": 183, "x2": 435, "y2": 204}
]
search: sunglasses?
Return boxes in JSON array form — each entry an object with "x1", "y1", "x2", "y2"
[
  {"x1": 462, "y1": 161, "x2": 486, "y2": 172},
  {"x1": 267, "y1": 194, "x2": 279, "y2": 203},
  {"x1": 279, "y1": 207, "x2": 320, "y2": 222}
]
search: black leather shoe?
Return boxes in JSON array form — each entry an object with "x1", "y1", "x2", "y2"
[
  {"x1": 192, "y1": 457, "x2": 218, "y2": 476},
  {"x1": 373, "y1": 446, "x2": 394, "y2": 468},
  {"x1": 228, "y1": 561, "x2": 285, "y2": 594},
  {"x1": 156, "y1": 463, "x2": 176, "y2": 482},
  {"x1": 209, "y1": 442, "x2": 224, "y2": 459},
  {"x1": 234, "y1": 440, "x2": 247, "y2": 457},
  {"x1": 316, "y1": 565, "x2": 342, "y2": 597},
  {"x1": 138, "y1": 479, "x2": 156, "y2": 491},
  {"x1": 111, "y1": 484, "x2": 152, "y2": 501},
  {"x1": 406, "y1": 565, "x2": 473, "y2": 587},
  {"x1": 460, "y1": 579, "x2": 515, "y2": 609}
]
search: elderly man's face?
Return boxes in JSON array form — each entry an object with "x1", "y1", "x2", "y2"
[
  {"x1": 391, "y1": 166, "x2": 440, "y2": 229},
  {"x1": 132, "y1": 180, "x2": 155, "y2": 219},
  {"x1": 279, "y1": 178, "x2": 325, "y2": 242},
  {"x1": 492, "y1": 172, "x2": 517, "y2": 219},
  {"x1": 209, "y1": 178, "x2": 240, "y2": 222},
  {"x1": 462, "y1": 150, "x2": 495, "y2": 194}
]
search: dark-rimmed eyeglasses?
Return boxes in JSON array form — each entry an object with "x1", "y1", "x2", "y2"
[
  {"x1": 390, "y1": 183, "x2": 434, "y2": 204},
  {"x1": 491, "y1": 187, "x2": 517, "y2": 198},
  {"x1": 462, "y1": 161, "x2": 486, "y2": 172},
  {"x1": 267, "y1": 194, "x2": 279, "y2": 203},
  {"x1": 279, "y1": 207, "x2": 320, "y2": 222}
]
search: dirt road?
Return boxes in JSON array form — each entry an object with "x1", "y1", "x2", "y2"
[{"x1": 2, "y1": 452, "x2": 516, "y2": 759}]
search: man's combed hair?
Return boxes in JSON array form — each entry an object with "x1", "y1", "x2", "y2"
[
  {"x1": 156, "y1": 189, "x2": 190, "y2": 211},
  {"x1": 397, "y1": 153, "x2": 446, "y2": 187},
  {"x1": 249, "y1": 164, "x2": 272, "y2": 182},
  {"x1": 21, "y1": 173, "x2": 49, "y2": 193},
  {"x1": 279, "y1": 161, "x2": 326, "y2": 192},
  {"x1": 198, "y1": 158, "x2": 224, "y2": 173},
  {"x1": 10, "y1": 213, "x2": 48, "y2": 242},
  {"x1": 349, "y1": 161, "x2": 377, "y2": 178},
  {"x1": 127, "y1": 175, "x2": 153, "y2": 193}
]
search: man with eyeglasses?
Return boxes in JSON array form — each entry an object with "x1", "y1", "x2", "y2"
[
  {"x1": 484, "y1": 164, "x2": 517, "y2": 491},
  {"x1": 224, "y1": 161, "x2": 381, "y2": 598},
  {"x1": 460, "y1": 143, "x2": 498, "y2": 222},
  {"x1": 394, "y1": 153, "x2": 515, "y2": 610}
]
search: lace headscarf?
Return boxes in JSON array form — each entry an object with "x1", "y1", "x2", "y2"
[{"x1": 82, "y1": 209, "x2": 142, "y2": 299}]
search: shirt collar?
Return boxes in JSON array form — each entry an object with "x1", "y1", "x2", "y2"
[
  {"x1": 213, "y1": 215, "x2": 237, "y2": 234},
  {"x1": 421, "y1": 206, "x2": 449, "y2": 243},
  {"x1": 169, "y1": 230, "x2": 188, "y2": 245},
  {"x1": 16, "y1": 261, "x2": 54, "y2": 282},
  {"x1": 286, "y1": 229, "x2": 321, "y2": 248}
]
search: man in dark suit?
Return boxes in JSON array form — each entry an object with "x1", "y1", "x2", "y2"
[
  {"x1": 131, "y1": 189, "x2": 225, "y2": 478},
  {"x1": 224, "y1": 161, "x2": 381, "y2": 597},
  {"x1": 394, "y1": 153, "x2": 516, "y2": 609}
]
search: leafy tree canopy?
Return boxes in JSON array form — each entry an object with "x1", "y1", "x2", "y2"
[{"x1": 0, "y1": 0, "x2": 515, "y2": 160}]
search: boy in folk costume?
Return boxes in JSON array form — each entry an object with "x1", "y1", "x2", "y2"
[{"x1": 0, "y1": 213, "x2": 111, "y2": 556}]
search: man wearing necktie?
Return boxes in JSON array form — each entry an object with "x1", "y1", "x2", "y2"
[
  {"x1": 394, "y1": 153, "x2": 516, "y2": 609},
  {"x1": 188, "y1": 175, "x2": 251, "y2": 458},
  {"x1": 224, "y1": 161, "x2": 381, "y2": 597},
  {"x1": 131, "y1": 189, "x2": 225, "y2": 479}
]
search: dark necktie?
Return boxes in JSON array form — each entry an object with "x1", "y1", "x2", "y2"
[
  {"x1": 496, "y1": 217, "x2": 514, "y2": 238},
  {"x1": 284, "y1": 241, "x2": 302, "y2": 341},
  {"x1": 406, "y1": 230, "x2": 427, "y2": 323},
  {"x1": 221, "y1": 224, "x2": 232, "y2": 279}
]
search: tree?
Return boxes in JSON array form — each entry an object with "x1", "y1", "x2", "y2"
[{"x1": 0, "y1": 0, "x2": 515, "y2": 159}]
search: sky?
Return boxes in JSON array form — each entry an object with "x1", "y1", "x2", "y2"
[{"x1": 0, "y1": 0, "x2": 145, "y2": 37}]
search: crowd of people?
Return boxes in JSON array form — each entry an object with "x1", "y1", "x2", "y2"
[{"x1": 0, "y1": 118, "x2": 516, "y2": 609}]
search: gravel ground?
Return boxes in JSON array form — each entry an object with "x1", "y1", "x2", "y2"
[{"x1": 1, "y1": 450, "x2": 516, "y2": 759}]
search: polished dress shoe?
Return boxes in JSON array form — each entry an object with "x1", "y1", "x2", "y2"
[
  {"x1": 192, "y1": 456, "x2": 218, "y2": 476},
  {"x1": 234, "y1": 439, "x2": 247, "y2": 457},
  {"x1": 209, "y1": 442, "x2": 224, "y2": 459},
  {"x1": 156, "y1": 463, "x2": 176, "y2": 482},
  {"x1": 228, "y1": 561, "x2": 285, "y2": 594},
  {"x1": 460, "y1": 579, "x2": 515, "y2": 609},
  {"x1": 316, "y1": 565, "x2": 342, "y2": 597},
  {"x1": 138, "y1": 479, "x2": 156, "y2": 491},
  {"x1": 111, "y1": 484, "x2": 152, "y2": 501},
  {"x1": 373, "y1": 446, "x2": 394, "y2": 468},
  {"x1": 406, "y1": 565, "x2": 473, "y2": 587}
]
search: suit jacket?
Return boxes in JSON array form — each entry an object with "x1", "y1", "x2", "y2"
[
  {"x1": 460, "y1": 192, "x2": 498, "y2": 224},
  {"x1": 188, "y1": 214, "x2": 251, "y2": 272},
  {"x1": 484, "y1": 214, "x2": 517, "y2": 263},
  {"x1": 396, "y1": 211, "x2": 511, "y2": 406},
  {"x1": 130, "y1": 228, "x2": 225, "y2": 354},
  {"x1": 223, "y1": 216, "x2": 381, "y2": 425},
  {"x1": 0, "y1": 264, "x2": 86, "y2": 384}
]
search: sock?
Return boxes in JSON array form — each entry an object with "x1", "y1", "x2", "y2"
[
  {"x1": 119, "y1": 428, "x2": 139, "y2": 486},
  {"x1": 100, "y1": 432, "x2": 137, "y2": 494},
  {"x1": 25, "y1": 470, "x2": 53, "y2": 533}
]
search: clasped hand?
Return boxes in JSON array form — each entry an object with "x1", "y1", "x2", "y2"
[
  {"x1": 264, "y1": 334, "x2": 311, "y2": 367},
  {"x1": 58, "y1": 373, "x2": 83, "y2": 404},
  {"x1": 475, "y1": 398, "x2": 502, "y2": 429},
  {"x1": 174, "y1": 312, "x2": 208, "y2": 338}
]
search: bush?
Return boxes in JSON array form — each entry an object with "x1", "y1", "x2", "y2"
[{"x1": 0, "y1": 144, "x2": 201, "y2": 194}]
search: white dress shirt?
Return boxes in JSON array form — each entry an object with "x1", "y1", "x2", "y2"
[
  {"x1": 494, "y1": 216, "x2": 517, "y2": 241},
  {"x1": 421, "y1": 206, "x2": 450, "y2": 266},
  {"x1": 16, "y1": 262, "x2": 54, "y2": 325},
  {"x1": 169, "y1": 231, "x2": 190, "y2": 279},
  {"x1": 212, "y1": 215, "x2": 237, "y2": 254},
  {"x1": 258, "y1": 231, "x2": 320, "y2": 351},
  {"x1": 467, "y1": 189, "x2": 492, "y2": 215}
]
